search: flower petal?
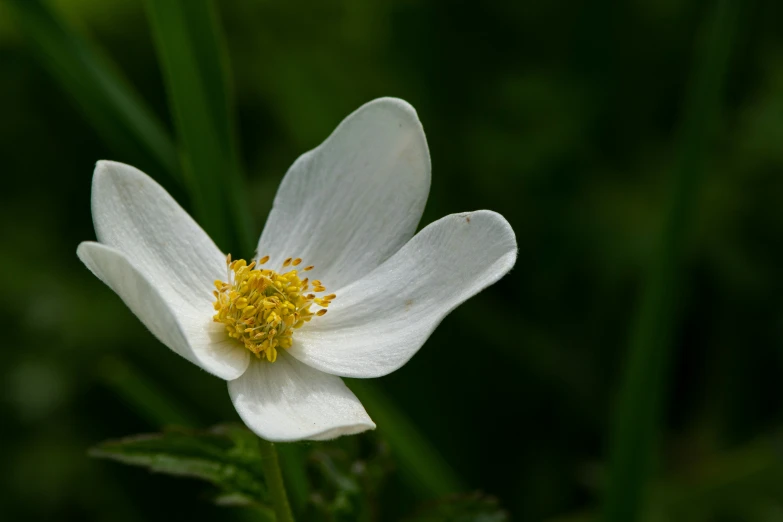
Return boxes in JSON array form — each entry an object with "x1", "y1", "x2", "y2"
[
  {"x1": 77, "y1": 242, "x2": 250, "y2": 380},
  {"x1": 91, "y1": 160, "x2": 226, "y2": 309},
  {"x1": 256, "y1": 97, "x2": 431, "y2": 291},
  {"x1": 228, "y1": 353, "x2": 375, "y2": 442},
  {"x1": 289, "y1": 210, "x2": 517, "y2": 378}
]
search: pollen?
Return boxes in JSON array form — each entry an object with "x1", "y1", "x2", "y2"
[{"x1": 212, "y1": 255, "x2": 334, "y2": 363}]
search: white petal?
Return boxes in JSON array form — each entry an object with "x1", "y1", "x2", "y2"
[
  {"x1": 228, "y1": 353, "x2": 375, "y2": 442},
  {"x1": 256, "y1": 97, "x2": 431, "y2": 291},
  {"x1": 289, "y1": 210, "x2": 517, "y2": 378},
  {"x1": 77, "y1": 242, "x2": 250, "y2": 380},
  {"x1": 91, "y1": 160, "x2": 226, "y2": 309}
]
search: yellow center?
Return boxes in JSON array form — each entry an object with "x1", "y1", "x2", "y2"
[{"x1": 212, "y1": 255, "x2": 334, "y2": 362}]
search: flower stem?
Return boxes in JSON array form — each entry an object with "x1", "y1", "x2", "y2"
[{"x1": 258, "y1": 438, "x2": 295, "y2": 522}]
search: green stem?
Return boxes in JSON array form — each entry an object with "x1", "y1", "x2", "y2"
[
  {"x1": 258, "y1": 438, "x2": 295, "y2": 522},
  {"x1": 601, "y1": 1, "x2": 738, "y2": 521}
]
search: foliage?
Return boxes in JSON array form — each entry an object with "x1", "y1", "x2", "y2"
[
  {"x1": 91, "y1": 424, "x2": 460, "y2": 521},
  {"x1": 90, "y1": 424, "x2": 272, "y2": 512},
  {"x1": 3, "y1": 0, "x2": 783, "y2": 520}
]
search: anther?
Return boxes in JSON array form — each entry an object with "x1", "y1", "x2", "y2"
[{"x1": 213, "y1": 256, "x2": 333, "y2": 362}]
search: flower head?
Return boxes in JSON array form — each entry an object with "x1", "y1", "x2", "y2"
[{"x1": 77, "y1": 98, "x2": 517, "y2": 442}]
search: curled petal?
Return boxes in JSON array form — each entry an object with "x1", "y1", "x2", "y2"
[
  {"x1": 290, "y1": 210, "x2": 517, "y2": 378},
  {"x1": 228, "y1": 354, "x2": 375, "y2": 442},
  {"x1": 77, "y1": 242, "x2": 250, "y2": 380}
]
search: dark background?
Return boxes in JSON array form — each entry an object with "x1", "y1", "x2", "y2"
[{"x1": 2, "y1": 0, "x2": 783, "y2": 520}]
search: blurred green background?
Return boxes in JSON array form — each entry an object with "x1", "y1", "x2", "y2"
[{"x1": 1, "y1": 0, "x2": 783, "y2": 520}]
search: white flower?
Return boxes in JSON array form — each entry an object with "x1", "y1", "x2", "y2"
[{"x1": 77, "y1": 98, "x2": 517, "y2": 442}]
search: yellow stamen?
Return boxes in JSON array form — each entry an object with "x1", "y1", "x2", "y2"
[{"x1": 212, "y1": 255, "x2": 332, "y2": 362}]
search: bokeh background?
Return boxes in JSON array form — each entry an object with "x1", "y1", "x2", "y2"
[{"x1": 1, "y1": 0, "x2": 783, "y2": 521}]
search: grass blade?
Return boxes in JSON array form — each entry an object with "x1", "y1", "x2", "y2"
[
  {"x1": 601, "y1": 2, "x2": 739, "y2": 521},
  {"x1": 549, "y1": 433, "x2": 783, "y2": 522},
  {"x1": 99, "y1": 357, "x2": 196, "y2": 427},
  {"x1": 6, "y1": 0, "x2": 179, "y2": 182},
  {"x1": 143, "y1": 0, "x2": 253, "y2": 254},
  {"x1": 348, "y1": 380, "x2": 465, "y2": 497}
]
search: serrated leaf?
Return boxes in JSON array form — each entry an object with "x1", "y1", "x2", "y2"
[
  {"x1": 404, "y1": 493, "x2": 509, "y2": 522},
  {"x1": 90, "y1": 424, "x2": 268, "y2": 506},
  {"x1": 210, "y1": 492, "x2": 276, "y2": 521}
]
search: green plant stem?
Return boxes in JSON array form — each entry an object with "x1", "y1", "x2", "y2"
[
  {"x1": 601, "y1": 1, "x2": 738, "y2": 521},
  {"x1": 258, "y1": 438, "x2": 295, "y2": 522}
]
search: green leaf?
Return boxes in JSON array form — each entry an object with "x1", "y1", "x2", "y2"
[
  {"x1": 303, "y1": 435, "x2": 394, "y2": 521},
  {"x1": 90, "y1": 424, "x2": 270, "y2": 509},
  {"x1": 404, "y1": 493, "x2": 509, "y2": 522},
  {"x1": 143, "y1": 0, "x2": 253, "y2": 254},
  {"x1": 307, "y1": 448, "x2": 363, "y2": 520},
  {"x1": 6, "y1": 0, "x2": 179, "y2": 183}
]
